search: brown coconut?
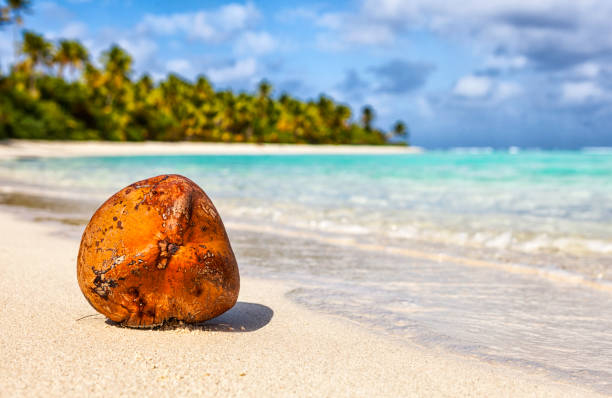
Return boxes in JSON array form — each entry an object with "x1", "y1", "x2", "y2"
[{"x1": 77, "y1": 174, "x2": 239, "y2": 328}]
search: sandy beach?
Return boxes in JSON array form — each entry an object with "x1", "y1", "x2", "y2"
[
  {"x1": 0, "y1": 139, "x2": 422, "y2": 160},
  {"x1": 1, "y1": 0, "x2": 610, "y2": 394},
  {"x1": 1, "y1": 140, "x2": 610, "y2": 396},
  {"x1": 0, "y1": 209, "x2": 601, "y2": 397}
]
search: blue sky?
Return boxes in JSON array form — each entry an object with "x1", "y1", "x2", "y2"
[{"x1": 2, "y1": 0, "x2": 612, "y2": 148}]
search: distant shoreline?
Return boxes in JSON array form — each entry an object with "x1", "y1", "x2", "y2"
[{"x1": 0, "y1": 139, "x2": 423, "y2": 160}]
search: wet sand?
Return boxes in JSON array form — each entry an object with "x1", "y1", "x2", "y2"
[{"x1": 0, "y1": 210, "x2": 600, "y2": 397}]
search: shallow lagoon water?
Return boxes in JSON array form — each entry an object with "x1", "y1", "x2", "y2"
[{"x1": 1, "y1": 150, "x2": 611, "y2": 392}]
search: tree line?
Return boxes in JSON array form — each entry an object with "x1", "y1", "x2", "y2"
[{"x1": 0, "y1": 0, "x2": 409, "y2": 144}]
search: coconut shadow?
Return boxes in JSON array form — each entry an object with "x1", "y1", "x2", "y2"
[{"x1": 97, "y1": 301, "x2": 274, "y2": 332}]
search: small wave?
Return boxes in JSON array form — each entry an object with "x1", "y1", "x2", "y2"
[
  {"x1": 225, "y1": 220, "x2": 612, "y2": 294},
  {"x1": 581, "y1": 147, "x2": 612, "y2": 154},
  {"x1": 447, "y1": 147, "x2": 494, "y2": 154}
]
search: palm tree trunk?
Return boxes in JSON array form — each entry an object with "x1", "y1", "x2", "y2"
[{"x1": 29, "y1": 72, "x2": 35, "y2": 93}]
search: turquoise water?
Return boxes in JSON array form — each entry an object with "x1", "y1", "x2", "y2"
[
  {"x1": 1, "y1": 150, "x2": 611, "y2": 275},
  {"x1": 1, "y1": 149, "x2": 612, "y2": 392}
]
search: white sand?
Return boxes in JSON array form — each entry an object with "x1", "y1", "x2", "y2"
[
  {"x1": 0, "y1": 210, "x2": 600, "y2": 397},
  {"x1": 0, "y1": 139, "x2": 422, "y2": 159}
]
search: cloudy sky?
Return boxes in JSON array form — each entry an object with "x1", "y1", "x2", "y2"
[{"x1": 2, "y1": 0, "x2": 612, "y2": 148}]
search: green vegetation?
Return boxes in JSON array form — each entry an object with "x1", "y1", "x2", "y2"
[{"x1": 0, "y1": 3, "x2": 409, "y2": 144}]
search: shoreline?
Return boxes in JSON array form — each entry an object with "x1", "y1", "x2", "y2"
[
  {"x1": 224, "y1": 221, "x2": 612, "y2": 294},
  {"x1": 2, "y1": 186, "x2": 610, "y2": 295},
  {"x1": 0, "y1": 209, "x2": 600, "y2": 396},
  {"x1": 0, "y1": 139, "x2": 423, "y2": 160}
]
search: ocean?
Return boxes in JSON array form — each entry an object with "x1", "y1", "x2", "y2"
[{"x1": 1, "y1": 149, "x2": 611, "y2": 392}]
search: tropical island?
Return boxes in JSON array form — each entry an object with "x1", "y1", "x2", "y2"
[{"x1": 0, "y1": 2, "x2": 409, "y2": 145}]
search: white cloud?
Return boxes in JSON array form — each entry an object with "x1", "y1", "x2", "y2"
[
  {"x1": 39, "y1": 1, "x2": 72, "y2": 20},
  {"x1": 312, "y1": 9, "x2": 398, "y2": 49},
  {"x1": 207, "y1": 58, "x2": 257, "y2": 84},
  {"x1": 453, "y1": 76, "x2": 492, "y2": 98},
  {"x1": 46, "y1": 21, "x2": 88, "y2": 40},
  {"x1": 216, "y1": 3, "x2": 259, "y2": 31},
  {"x1": 561, "y1": 81, "x2": 604, "y2": 103},
  {"x1": 166, "y1": 59, "x2": 193, "y2": 76},
  {"x1": 484, "y1": 54, "x2": 528, "y2": 70},
  {"x1": 573, "y1": 62, "x2": 600, "y2": 78},
  {"x1": 495, "y1": 81, "x2": 523, "y2": 100},
  {"x1": 343, "y1": 24, "x2": 395, "y2": 46},
  {"x1": 137, "y1": 2, "x2": 259, "y2": 43},
  {"x1": 276, "y1": 6, "x2": 321, "y2": 23},
  {"x1": 116, "y1": 37, "x2": 158, "y2": 72},
  {"x1": 234, "y1": 31, "x2": 277, "y2": 55},
  {"x1": 316, "y1": 13, "x2": 344, "y2": 29},
  {"x1": 311, "y1": 0, "x2": 612, "y2": 69},
  {"x1": 316, "y1": 23, "x2": 395, "y2": 50},
  {"x1": 453, "y1": 76, "x2": 522, "y2": 101},
  {"x1": 60, "y1": 22, "x2": 88, "y2": 38}
]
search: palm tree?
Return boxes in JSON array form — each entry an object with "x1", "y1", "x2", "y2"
[
  {"x1": 334, "y1": 105, "x2": 351, "y2": 126},
  {"x1": 193, "y1": 75, "x2": 213, "y2": 105},
  {"x1": 65, "y1": 40, "x2": 88, "y2": 75},
  {"x1": 1, "y1": 0, "x2": 30, "y2": 70},
  {"x1": 135, "y1": 74, "x2": 153, "y2": 98},
  {"x1": 20, "y1": 30, "x2": 52, "y2": 91},
  {"x1": 257, "y1": 80, "x2": 272, "y2": 99},
  {"x1": 1, "y1": 0, "x2": 29, "y2": 25},
  {"x1": 53, "y1": 40, "x2": 71, "y2": 77},
  {"x1": 392, "y1": 120, "x2": 409, "y2": 141},
  {"x1": 2, "y1": 24, "x2": 407, "y2": 145},
  {"x1": 361, "y1": 105, "x2": 374, "y2": 131},
  {"x1": 100, "y1": 45, "x2": 132, "y2": 107},
  {"x1": 254, "y1": 80, "x2": 273, "y2": 142},
  {"x1": 101, "y1": 45, "x2": 132, "y2": 79}
]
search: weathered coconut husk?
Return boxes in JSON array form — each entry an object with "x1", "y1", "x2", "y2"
[{"x1": 77, "y1": 174, "x2": 240, "y2": 328}]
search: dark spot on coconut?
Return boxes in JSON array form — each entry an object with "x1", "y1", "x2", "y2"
[
  {"x1": 113, "y1": 216, "x2": 117, "y2": 221},
  {"x1": 127, "y1": 286, "x2": 139, "y2": 298},
  {"x1": 117, "y1": 220, "x2": 123, "y2": 229},
  {"x1": 92, "y1": 275, "x2": 118, "y2": 300},
  {"x1": 156, "y1": 240, "x2": 181, "y2": 269}
]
